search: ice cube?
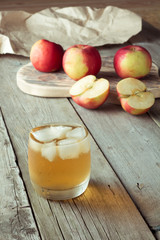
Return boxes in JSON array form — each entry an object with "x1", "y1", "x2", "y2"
[
  {"x1": 66, "y1": 127, "x2": 86, "y2": 140},
  {"x1": 53, "y1": 126, "x2": 72, "y2": 139},
  {"x1": 41, "y1": 142, "x2": 56, "y2": 162},
  {"x1": 32, "y1": 126, "x2": 72, "y2": 142},
  {"x1": 29, "y1": 137, "x2": 42, "y2": 152},
  {"x1": 57, "y1": 138, "x2": 78, "y2": 145},
  {"x1": 57, "y1": 138, "x2": 80, "y2": 160},
  {"x1": 32, "y1": 127, "x2": 54, "y2": 142},
  {"x1": 80, "y1": 136, "x2": 90, "y2": 153}
]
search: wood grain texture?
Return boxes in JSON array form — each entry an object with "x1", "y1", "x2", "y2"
[
  {"x1": 1, "y1": 1, "x2": 160, "y2": 238},
  {"x1": 16, "y1": 57, "x2": 160, "y2": 104},
  {"x1": 155, "y1": 231, "x2": 160, "y2": 240},
  {"x1": 70, "y1": 98, "x2": 160, "y2": 229},
  {"x1": 0, "y1": 109, "x2": 40, "y2": 240},
  {"x1": 149, "y1": 100, "x2": 160, "y2": 128},
  {"x1": 0, "y1": 54, "x2": 156, "y2": 239},
  {"x1": 16, "y1": 62, "x2": 75, "y2": 98}
]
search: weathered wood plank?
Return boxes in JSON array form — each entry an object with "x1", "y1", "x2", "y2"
[
  {"x1": 155, "y1": 231, "x2": 160, "y2": 240},
  {"x1": 152, "y1": 225, "x2": 160, "y2": 240},
  {"x1": 70, "y1": 99, "x2": 160, "y2": 229},
  {"x1": 0, "y1": 109, "x2": 40, "y2": 240},
  {"x1": 149, "y1": 100, "x2": 160, "y2": 128},
  {"x1": 0, "y1": 54, "x2": 156, "y2": 239},
  {"x1": 0, "y1": 56, "x2": 72, "y2": 240}
]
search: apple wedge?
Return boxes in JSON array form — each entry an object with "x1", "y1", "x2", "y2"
[
  {"x1": 116, "y1": 78, "x2": 155, "y2": 115},
  {"x1": 69, "y1": 75, "x2": 110, "y2": 109}
]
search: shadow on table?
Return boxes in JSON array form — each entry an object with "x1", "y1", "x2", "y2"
[{"x1": 73, "y1": 178, "x2": 134, "y2": 218}]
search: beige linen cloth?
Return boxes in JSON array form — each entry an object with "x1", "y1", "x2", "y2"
[{"x1": 0, "y1": 6, "x2": 142, "y2": 56}]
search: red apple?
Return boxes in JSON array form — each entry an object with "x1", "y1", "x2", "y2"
[
  {"x1": 30, "y1": 39, "x2": 64, "y2": 72},
  {"x1": 62, "y1": 45, "x2": 102, "y2": 80},
  {"x1": 69, "y1": 75, "x2": 110, "y2": 109},
  {"x1": 114, "y1": 45, "x2": 152, "y2": 79},
  {"x1": 116, "y1": 78, "x2": 155, "y2": 115}
]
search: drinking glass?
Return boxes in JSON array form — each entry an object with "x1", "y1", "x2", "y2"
[{"x1": 28, "y1": 123, "x2": 91, "y2": 200}]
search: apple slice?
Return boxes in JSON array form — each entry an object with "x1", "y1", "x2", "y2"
[
  {"x1": 70, "y1": 75, "x2": 110, "y2": 109},
  {"x1": 70, "y1": 75, "x2": 96, "y2": 96},
  {"x1": 117, "y1": 78, "x2": 155, "y2": 115}
]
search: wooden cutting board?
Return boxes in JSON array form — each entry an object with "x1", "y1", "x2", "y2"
[{"x1": 17, "y1": 56, "x2": 160, "y2": 104}]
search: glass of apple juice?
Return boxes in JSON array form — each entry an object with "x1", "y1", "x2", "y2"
[{"x1": 28, "y1": 123, "x2": 91, "y2": 200}]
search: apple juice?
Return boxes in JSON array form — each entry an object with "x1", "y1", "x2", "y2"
[{"x1": 28, "y1": 123, "x2": 91, "y2": 200}]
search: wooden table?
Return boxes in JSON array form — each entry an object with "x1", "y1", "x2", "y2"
[{"x1": 0, "y1": 1, "x2": 160, "y2": 240}]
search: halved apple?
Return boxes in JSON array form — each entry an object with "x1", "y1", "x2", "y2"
[
  {"x1": 116, "y1": 78, "x2": 155, "y2": 115},
  {"x1": 69, "y1": 75, "x2": 110, "y2": 109}
]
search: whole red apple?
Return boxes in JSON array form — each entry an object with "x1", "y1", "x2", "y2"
[
  {"x1": 30, "y1": 39, "x2": 64, "y2": 72},
  {"x1": 114, "y1": 45, "x2": 152, "y2": 79},
  {"x1": 62, "y1": 45, "x2": 102, "y2": 80}
]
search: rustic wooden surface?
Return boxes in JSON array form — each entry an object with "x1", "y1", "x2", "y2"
[
  {"x1": 0, "y1": 109, "x2": 40, "y2": 240},
  {"x1": 0, "y1": 1, "x2": 160, "y2": 240},
  {"x1": 0, "y1": 54, "x2": 157, "y2": 240},
  {"x1": 16, "y1": 57, "x2": 160, "y2": 104}
]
